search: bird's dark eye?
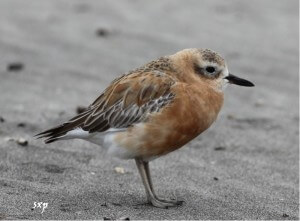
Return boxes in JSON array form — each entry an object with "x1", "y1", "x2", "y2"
[{"x1": 205, "y1": 66, "x2": 216, "y2": 73}]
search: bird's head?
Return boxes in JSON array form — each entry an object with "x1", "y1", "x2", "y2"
[{"x1": 170, "y1": 48, "x2": 254, "y2": 91}]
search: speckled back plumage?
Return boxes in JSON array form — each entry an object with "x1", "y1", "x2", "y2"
[
  {"x1": 36, "y1": 57, "x2": 177, "y2": 143},
  {"x1": 133, "y1": 57, "x2": 175, "y2": 73}
]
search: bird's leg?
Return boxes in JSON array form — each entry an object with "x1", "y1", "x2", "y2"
[
  {"x1": 143, "y1": 161, "x2": 154, "y2": 192},
  {"x1": 135, "y1": 158, "x2": 182, "y2": 208},
  {"x1": 143, "y1": 160, "x2": 183, "y2": 205},
  {"x1": 135, "y1": 158, "x2": 173, "y2": 208}
]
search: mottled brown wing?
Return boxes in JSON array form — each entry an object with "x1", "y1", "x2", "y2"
[
  {"x1": 82, "y1": 71, "x2": 176, "y2": 132},
  {"x1": 36, "y1": 71, "x2": 177, "y2": 143}
]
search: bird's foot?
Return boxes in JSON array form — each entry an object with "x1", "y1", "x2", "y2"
[
  {"x1": 157, "y1": 197, "x2": 184, "y2": 206},
  {"x1": 148, "y1": 197, "x2": 184, "y2": 208}
]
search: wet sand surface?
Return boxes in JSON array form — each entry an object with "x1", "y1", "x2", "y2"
[{"x1": 0, "y1": 0, "x2": 298, "y2": 219}]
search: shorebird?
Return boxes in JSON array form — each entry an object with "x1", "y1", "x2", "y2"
[{"x1": 36, "y1": 48, "x2": 254, "y2": 208}]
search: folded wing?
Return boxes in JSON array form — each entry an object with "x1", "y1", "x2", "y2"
[{"x1": 36, "y1": 71, "x2": 176, "y2": 143}]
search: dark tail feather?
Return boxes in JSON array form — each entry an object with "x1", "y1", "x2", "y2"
[
  {"x1": 35, "y1": 110, "x2": 92, "y2": 143},
  {"x1": 35, "y1": 123, "x2": 74, "y2": 143}
]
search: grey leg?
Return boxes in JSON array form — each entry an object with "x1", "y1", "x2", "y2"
[
  {"x1": 143, "y1": 160, "x2": 183, "y2": 205},
  {"x1": 135, "y1": 158, "x2": 183, "y2": 208},
  {"x1": 143, "y1": 161, "x2": 154, "y2": 192}
]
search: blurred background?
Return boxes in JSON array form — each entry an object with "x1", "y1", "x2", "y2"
[{"x1": 0, "y1": 0, "x2": 298, "y2": 220}]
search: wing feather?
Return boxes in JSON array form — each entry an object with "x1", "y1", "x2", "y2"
[
  {"x1": 81, "y1": 71, "x2": 176, "y2": 132},
  {"x1": 36, "y1": 71, "x2": 176, "y2": 142}
]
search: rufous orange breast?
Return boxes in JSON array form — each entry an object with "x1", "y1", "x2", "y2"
[{"x1": 114, "y1": 80, "x2": 224, "y2": 160}]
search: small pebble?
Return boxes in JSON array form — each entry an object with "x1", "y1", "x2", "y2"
[
  {"x1": 100, "y1": 202, "x2": 107, "y2": 207},
  {"x1": 114, "y1": 167, "x2": 125, "y2": 174},
  {"x1": 213, "y1": 177, "x2": 219, "y2": 181},
  {"x1": 4, "y1": 137, "x2": 15, "y2": 142},
  {"x1": 254, "y1": 99, "x2": 264, "y2": 107},
  {"x1": 227, "y1": 114, "x2": 235, "y2": 120},
  {"x1": 76, "y1": 106, "x2": 87, "y2": 114},
  {"x1": 96, "y1": 28, "x2": 109, "y2": 37},
  {"x1": 118, "y1": 217, "x2": 130, "y2": 220},
  {"x1": 17, "y1": 123, "x2": 26, "y2": 127},
  {"x1": 282, "y1": 213, "x2": 289, "y2": 218},
  {"x1": 214, "y1": 146, "x2": 226, "y2": 151},
  {"x1": 16, "y1": 138, "x2": 28, "y2": 146},
  {"x1": 7, "y1": 62, "x2": 24, "y2": 72},
  {"x1": 0, "y1": 117, "x2": 5, "y2": 123}
]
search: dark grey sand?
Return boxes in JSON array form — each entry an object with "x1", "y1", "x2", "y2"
[{"x1": 0, "y1": 0, "x2": 299, "y2": 220}]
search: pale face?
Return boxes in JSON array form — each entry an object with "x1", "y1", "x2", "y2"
[
  {"x1": 194, "y1": 56, "x2": 229, "y2": 91},
  {"x1": 170, "y1": 48, "x2": 254, "y2": 89},
  {"x1": 194, "y1": 49, "x2": 254, "y2": 90}
]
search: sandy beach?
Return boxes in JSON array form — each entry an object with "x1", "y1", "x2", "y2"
[{"x1": 0, "y1": 0, "x2": 298, "y2": 219}]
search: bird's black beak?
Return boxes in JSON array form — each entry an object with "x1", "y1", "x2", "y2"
[{"x1": 224, "y1": 73, "x2": 255, "y2": 87}]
